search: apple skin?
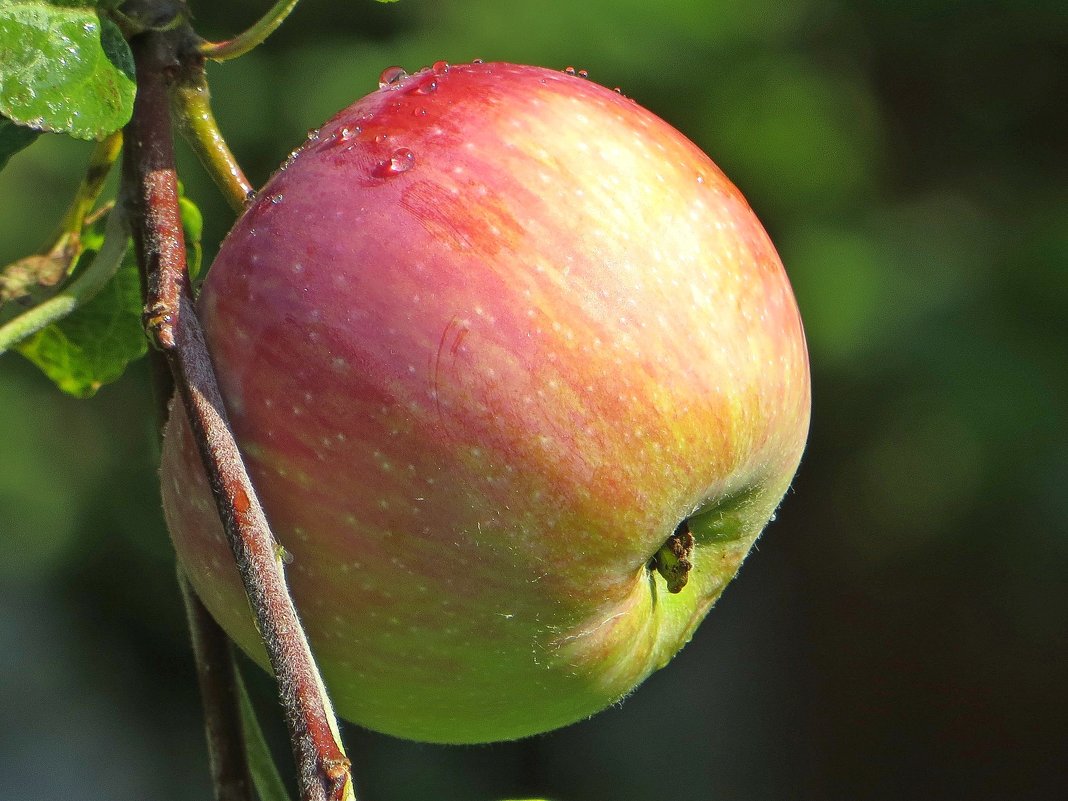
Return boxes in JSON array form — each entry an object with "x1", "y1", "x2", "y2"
[{"x1": 160, "y1": 61, "x2": 810, "y2": 744}]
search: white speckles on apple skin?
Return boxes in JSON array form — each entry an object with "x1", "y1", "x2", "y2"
[{"x1": 162, "y1": 62, "x2": 809, "y2": 744}]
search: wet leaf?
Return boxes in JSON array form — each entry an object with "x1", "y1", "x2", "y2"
[
  {"x1": 16, "y1": 237, "x2": 145, "y2": 397},
  {"x1": 0, "y1": 1, "x2": 136, "y2": 140}
]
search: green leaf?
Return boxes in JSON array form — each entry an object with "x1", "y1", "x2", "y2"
[
  {"x1": 237, "y1": 671, "x2": 294, "y2": 801},
  {"x1": 16, "y1": 234, "x2": 145, "y2": 397},
  {"x1": 0, "y1": 114, "x2": 40, "y2": 170},
  {"x1": 0, "y1": 1, "x2": 136, "y2": 140},
  {"x1": 178, "y1": 192, "x2": 203, "y2": 279},
  {"x1": 33, "y1": 1, "x2": 123, "y2": 8}
]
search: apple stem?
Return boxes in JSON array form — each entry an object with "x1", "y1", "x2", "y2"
[
  {"x1": 122, "y1": 30, "x2": 356, "y2": 801},
  {"x1": 170, "y1": 58, "x2": 255, "y2": 213}
]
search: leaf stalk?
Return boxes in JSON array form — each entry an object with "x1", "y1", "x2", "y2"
[{"x1": 198, "y1": 0, "x2": 302, "y2": 61}]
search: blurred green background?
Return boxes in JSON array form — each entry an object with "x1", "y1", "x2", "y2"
[{"x1": 2, "y1": 0, "x2": 1066, "y2": 799}]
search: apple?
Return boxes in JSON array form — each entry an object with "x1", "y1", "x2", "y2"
[{"x1": 160, "y1": 61, "x2": 810, "y2": 744}]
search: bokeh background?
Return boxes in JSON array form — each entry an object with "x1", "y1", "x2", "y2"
[{"x1": 2, "y1": 0, "x2": 1066, "y2": 799}]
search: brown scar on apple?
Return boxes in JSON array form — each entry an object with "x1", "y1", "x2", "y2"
[{"x1": 651, "y1": 520, "x2": 695, "y2": 593}]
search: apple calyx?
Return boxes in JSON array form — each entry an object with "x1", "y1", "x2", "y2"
[{"x1": 651, "y1": 521, "x2": 696, "y2": 593}]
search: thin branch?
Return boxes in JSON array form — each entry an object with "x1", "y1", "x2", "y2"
[
  {"x1": 198, "y1": 0, "x2": 302, "y2": 61},
  {"x1": 0, "y1": 205, "x2": 129, "y2": 355},
  {"x1": 51, "y1": 130, "x2": 124, "y2": 244},
  {"x1": 171, "y1": 59, "x2": 254, "y2": 213},
  {"x1": 180, "y1": 571, "x2": 258, "y2": 801},
  {"x1": 0, "y1": 132, "x2": 124, "y2": 315},
  {"x1": 147, "y1": 215, "x2": 249, "y2": 801},
  {"x1": 122, "y1": 30, "x2": 354, "y2": 801}
]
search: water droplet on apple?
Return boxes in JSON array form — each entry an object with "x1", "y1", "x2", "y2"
[
  {"x1": 374, "y1": 133, "x2": 388, "y2": 144},
  {"x1": 280, "y1": 147, "x2": 302, "y2": 169},
  {"x1": 269, "y1": 193, "x2": 283, "y2": 205},
  {"x1": 378, "y1": 66, "x2": 408, "y2": 88},
  {"x1": 578, "y1": 69, "x2": 589, "y2": 78},
  {"x1": 320, "y1": 125, "x2": 363, "y2": 152},
  {"x1": 416, "y1": 79, "x2": 438, "y2": 95},
  {"x1": 564, "y1": 66, "x2": 577, "y2": 75},
  {"x1": 374, "y1": 148, "x2": 415, "y2": 178},
  {"x1": 471, "y1": 58, "x2": 485, "y2": 64},
  {"x1": 432, "y1": 60, "x2": 450, "y2": 75},
  {"x1": 414, "y1": 107, "x2": 427, "y2": 117}
]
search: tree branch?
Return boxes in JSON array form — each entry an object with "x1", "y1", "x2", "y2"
[
  {"x1": 122, "y1": 29, "x2": 355, "y2": 801},
  {"x1": 147, "y1": 237, "x2": 249, "y2": 801},
  {"x1": 180, "y1": 571, "x2": 257, "y2": 801},
  {"x1": 51, "y1": 130, "x2": 124, "y2": 245}
]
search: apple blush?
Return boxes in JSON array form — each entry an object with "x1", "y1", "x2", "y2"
[{"x1": 160, "y1": 61, "x2": 811, "y2": 743}]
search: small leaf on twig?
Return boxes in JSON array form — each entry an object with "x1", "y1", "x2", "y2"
[
  {"x1": 16, "y1": 227, "x2": 145, "y2": 397},
  {"x1": 178, "y1": 187, "x2": 204, "y2": 279},
  {"x1": 0, "y1": 250, "x2": 70, "y2": 305}
]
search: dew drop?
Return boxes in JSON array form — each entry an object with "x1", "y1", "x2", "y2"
[
  {"x1": 280, "y1": 148, "x2": 301, "y2": 169},
  {"x1": 378, "y1": 65, "x2": 408, "y2": 88},
  {"x1": 374, "y1": 148, "x2": 415, "y2": 178},
  {"x1": 269, "y1": 193, "x2": 283, "y2": 205},
  {"x1": 414, "y1": 107, "x2": 427, "y2": 117},
  {"x1": 471, "y1": 58, "x2": 485, "y2": 64},
  {"x1": 374, "y1": 133, "x2": 388, "y2": 144},
  {"x1": 416, "y1": 79, "x2": 438, "y2": 95},
  {"x1": 614, "y1": 87, "x2": 623, "y2": 94},
  {"x1": 564, "y1": 66, "x2": 577, "y2": 75},
  {"x1": 432, "y1": 60, "x2": 450, "y2": 75},
  {"x1": 578, "y1": 69, "x2": 589, "y2": 78}
]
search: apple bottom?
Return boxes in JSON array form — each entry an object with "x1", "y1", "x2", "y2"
[{"x1": 161, "y1": 404, "x2": 775, "y2": 743}]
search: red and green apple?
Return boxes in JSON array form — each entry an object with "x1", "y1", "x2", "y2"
[{"x1": 160, "y1": 61, "x2": 811, "y2": 744}]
